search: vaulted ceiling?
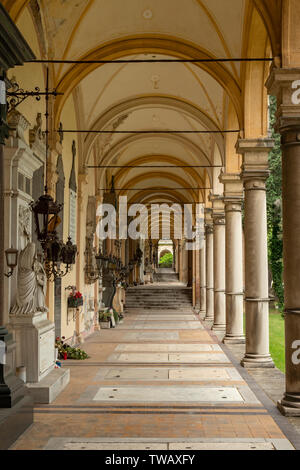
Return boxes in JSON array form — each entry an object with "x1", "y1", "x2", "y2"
[{"x1": 2, "y1": 0, "x2": 277, "y2": 207}]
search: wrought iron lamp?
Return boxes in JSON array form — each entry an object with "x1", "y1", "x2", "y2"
[
  {"x1": 4, "y1": 247, "x2": 18, "y2": 277},
  {"x1": 30, "y1": 68, "x2": 77, "y2": 281}
]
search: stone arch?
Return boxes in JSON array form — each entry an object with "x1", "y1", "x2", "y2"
[
  {"x1": 82, "y1": 95, "x2": 226, "y2": 169},
  {"x1": 53, "y1": 36, "x2": 243, "y2": 128}
]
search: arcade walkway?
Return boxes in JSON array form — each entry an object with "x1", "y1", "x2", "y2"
[{"x1": 10, "y1": 284, "x2": 298, "y2": 450}]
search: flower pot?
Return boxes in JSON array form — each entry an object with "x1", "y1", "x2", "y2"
[
  {"x1": 100, "y1": 321, "x2": 110, "y2": 329},
  {"x1": 68, "y1": 297, "x2": 84, "y2": 308},
  {"x1": 63, "y1": 352, "x2": 68, "y2": 360}
]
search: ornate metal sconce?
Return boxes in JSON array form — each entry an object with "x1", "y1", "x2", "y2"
[
  {"x1": 30, "y1": 69, "x2": 77, "y2": 281},
  {"x1": 4, "y1": 247, "x2": 18, "y2": 277}
]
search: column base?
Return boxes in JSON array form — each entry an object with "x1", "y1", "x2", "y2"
[
  {"x1": 277, "y1": 394, "x2": 300, "y2": 416},
  {"x1": 241, "y1": 354, "x2": 274, "y2": 368},
  {"x1": 211, "y1": 324, "x2": 226, "y2": 331},
  {"x1": 199, "y1": 309, "x2": 206, "y2": 319},
  {"x1": 223, "y1": 334, "x2": 245, "y2": 345},
  {"x1": 204, "y1": 314, "x2": 213, "y2": 321}
]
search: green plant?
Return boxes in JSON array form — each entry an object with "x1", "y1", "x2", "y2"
[
  {"x1": 112, "y1": 308, "x2": 120, "y2": 324},
  {"x1": 98, "y1": 311, "x2": 111, "y2": 322},
  {"x1": 65, "y1": 346, "x2": 89, "y2": 360},
  {"x1": 55, "y1": 337, "x2": 89, "y2": 360},
  {"x1": 159, "y1": 252, "x2": 173, "y2": 268},
  {"x1": 55, "y1": 336, "x2": 67, "y2": 358},
  {"x1": 267, "y1": 96, "x2": 284, "y2": 314}
]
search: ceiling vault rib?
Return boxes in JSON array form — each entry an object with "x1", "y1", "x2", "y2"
[
  {"x1": 86, "y1": 165, "x2": 223, "y2": 169},
  {"x1": 97, "y1": 188, "x2": 211, "y2": 191},
  {"x1": 28, "y1": 58, "x2": 274, "y2": 64},
  {"x1": 55, "y1": 130, "x2": 241, "y2": 134}
]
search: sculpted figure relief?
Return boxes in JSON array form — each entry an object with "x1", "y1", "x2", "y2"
[{"x1": 10, "y1": 242, "x2": 47, "y2": 315}]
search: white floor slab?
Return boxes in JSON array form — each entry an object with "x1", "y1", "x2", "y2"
[
  {"x1": 93, "y1": 386, "x2": 244, "y2": 403},
  {"x1": 120, "y1": 322, "x2": 203, "y2": 330},
  {"x1": 115, "y1": 344, "x2": 221, "y2": 352},
  {"x1": 124, "y1": 332, "x2": 180, "y2": 340},
  {"x1": 135, "y1": 316, "x2": 197, "y2": 321},
  {"x1": 62, "y1": 442, "x2": 168, "y2": 450},
  {"x1": 108, "y1": 352, "x2": 230, "y2": 363},
  {"x1": 168, "y1": 442, "x2": 275, "y2": 450},
  {"x1": 104, "y1": 368, "x2": 169, "y2": 380},
  {"x1": 168, "y1": 353, "x2": 230, "y2": 363},
  {"x1": 44, "y1": 437, "x2": 295, "y2": 451},
  {"x1": 113, "y1": 353, "x2": 169, "y2": 363},
  {"x1": 169, "y1": 368, "x2": 234, "y2": 380}
]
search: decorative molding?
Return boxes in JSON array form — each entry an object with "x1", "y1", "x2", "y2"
[
  {"x1": 7, "y1": 108, "x2": 30, "y2": 142},
  {"x1": 0, "y1": 3, "x2": 35, "y2": 72}
]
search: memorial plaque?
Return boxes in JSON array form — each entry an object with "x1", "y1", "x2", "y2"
[
  {"x1": 69, "y1": 189, "x2": 77, "y2": 243},
  {"x1": 39, "y1": 329, "x2": 55, "y2": 374}
]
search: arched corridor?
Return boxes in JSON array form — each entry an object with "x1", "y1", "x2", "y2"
[
  {"x1": 9, "y1": 279, "x2": 295, "y2": 451},
  {"x1": 1, "y1": 0, "x2": 300, "y2": 453}
]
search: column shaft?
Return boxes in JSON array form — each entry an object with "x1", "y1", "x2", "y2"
[
  {"x1": 237, "y1": 139, "x2": 274, "y2": 368},
  {"x1": 205, "y1": 225, "x2": 214, "y2": 320},
  {"x1": 199, "y1": 240, "x2": 206, "y2": 315},
  {"x1": 212, "y1": 215, "x2": 226, "y2": 331},
  {"x1": 223, "y1": 201, "x2": 245, "y2": 343},
  {"x1": 280, "y1": 128, "x2": 300, "y2": 411},
  {"x1": 220, "y1": 173, "x2": 245, "y2": 344}
]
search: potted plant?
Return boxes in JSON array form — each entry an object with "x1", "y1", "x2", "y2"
[
  {"x1": 55, "y1": 336, "x2": 68, "y2": 360},
  {"x1": 65, "y1": 345, "x2": 89, "y2": 360},
  {"x1": 99, "y1": 311, "x2": 111, "y2": 329},
  {"x1": 68, "y1": 290, "x2": 84, "y2": 308},
  {"x1": 55, "y1": 336, "x2": 89, "y2": 360}
]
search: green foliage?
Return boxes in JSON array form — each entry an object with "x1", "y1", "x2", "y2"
[
  {"x1": 159, "y1": 252, "x2": 173, "y2": 268},
  {"x1": 98, "y1": 311, "x2": 111, "y2": 322},
  {"x1": 113, "y1": 308, "x2": 120, "y2": 323},
  {"x1": 65, "y1": 346, "x2": 89, "y2": 360},
  {"x1": 55, "y1": 336, "x2": 89, "y2": 360},
  {"x1": 267, "y1": 96, "x2": 284, "y2": 312}
]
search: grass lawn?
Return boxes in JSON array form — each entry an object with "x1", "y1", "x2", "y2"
[
  {"x1": 243, "y1": 309, "x2": 285, "y2": 372},
  {"x1": 269, "y1": 309, "x2": 285, "y2": 372}
]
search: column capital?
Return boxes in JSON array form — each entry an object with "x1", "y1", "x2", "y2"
[
  {"x1": 219, "y1": 172, "x2": 243, "y2": 204},
  {"x1": 266, "y1": 67, "x2": 300, "y2": 143},
  {"x1": 209, "y1": 194, "x2": 225, "y2": 224},
  {"x1": 236, "y1": 138, "x2": 274, "y2": 188},
  {"x1": 205, "y1": 224, "x2": 213, "y2": 235},
  {"x1": 204, "y1": 207, "x2": 213, "y2": 225}
]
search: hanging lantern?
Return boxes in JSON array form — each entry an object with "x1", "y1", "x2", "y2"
[
  {"x1": 30, "y1": 194, "x2": 62, "y2": 250},
  {"x1": 28, "y1": 69, "x2": 77, "y2": 282},
  {"x1": 61, "y1": 237, "x2": 77, "y2": 266}
]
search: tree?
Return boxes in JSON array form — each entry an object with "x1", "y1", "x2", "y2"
[
  {"x1": 266, "y1": 96, "x2": 284, "y2": 311},
  {"x1": 159, "y1": 252, "x2": 173, "y2": 268}
]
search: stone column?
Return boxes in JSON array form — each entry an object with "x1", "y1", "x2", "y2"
[
  {"x1": 199, "y1": 239, "x2": 206, "y2": 316},
  {"x1": 177, "y1": 240, "x2": 182, "y2": 282},
  {"x1": 210, "y1": 195, "x2": 226, "y2": 331},
  {"x1": 220, "y1": 173, "x2": 245, "y2": 344},
  {"x1": 267, "y1": 68, "x2": 300, "y2": 414},
  {"x1": 236, "y1": 138, "x2": 274, "y2": 368},
  {"x1": 204, "y1": 210, "x2": 214, "y2": 321}
]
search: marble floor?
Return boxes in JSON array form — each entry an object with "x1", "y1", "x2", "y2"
[{"x1": 10, "y1": 301, "x2": 298, "y2": 451}]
